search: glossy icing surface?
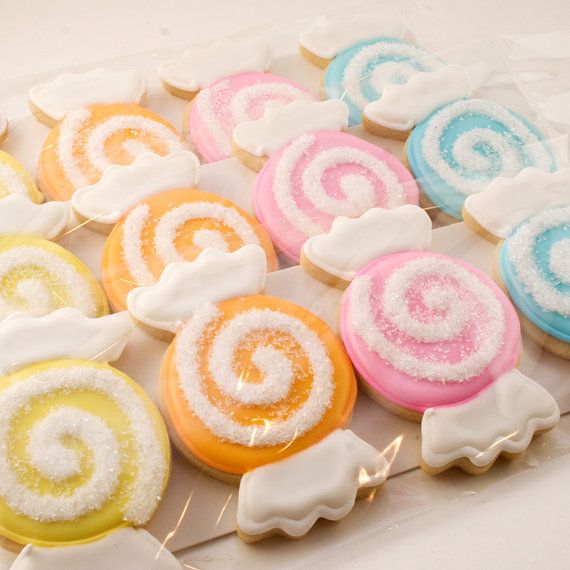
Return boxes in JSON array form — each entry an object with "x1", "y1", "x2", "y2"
[
  {"x1": 340, "y1": 251, "x2": 521, "y2": 412},
  {"x1": 127, "y1": 245, "x2": 267, "y2": 333},
  {"x1": 38, "y1": 104, "x2": 184, "y2": 201},
  {"x1": 71, "y1": 150, "x2": 200, "y2": 224},
  {"x1": 407, "y1": 98, "x2": 556, "y2": 220},
  {"x1": 161, "y1": 295, "x2": 356, "y2": 475},
  {"x1": 0, "y1": 360, "x2": 170, "y2": 546},
  {"x1": 101, "y1": 188, "x2": 276, "y2": 311},
  {"x1": 499, "y1": 206, "x2": 570, "y2": 342},
  {"x1": 464, "y1": 167, "x2": 570, "y2": 238},
  {"x1": 11, "y1": 528, "x2": 182, "y2": 570},
  {"x1": 189, "y1": 72, "x2": 313, "y2": 163},
  {"x1": 29, "y1": 68, "x2": 146, "y2": 122},
  {"x1": 237, "y1": 430, "x2": 388, "y2": 537},
  {"x1": 323, "y1": 38, "x2": 443, "y2": 126},
  {"x1": 253, "y1": 131, "x2": 418, "y2": 262},
  {"x1": 422, "y1": 369, "x2": 559, "y2": 468},
  {"x1": 0, "y1": 236, "x2": 108, "y2": 320},
  {"x1": 0, "y1": 150, "x2": 44, "y2": 203}
]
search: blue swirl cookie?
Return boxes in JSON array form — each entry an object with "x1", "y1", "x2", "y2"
[
  {"x1": 498, "y1": 206, "x2": 570, "y2": 358},
  {"x1": 406, "y1": 98, "x2": 557, "y2": 221},
  {"x1": 323, "y1": 38, "x2": 442, "y2": 127}
]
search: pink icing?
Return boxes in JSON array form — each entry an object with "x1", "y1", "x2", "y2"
[
  {"x1": 340, "y1": 251, "x2": 521, "y2": 412},
  {"x1": 253, "y1": 131, "x2": 419, "y2": 263},
  {"x1": 188, "y1": 72, "x2": 314, "y2": 163}
]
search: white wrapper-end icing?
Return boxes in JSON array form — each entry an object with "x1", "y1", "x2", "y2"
[
  {"x1": 299, "y1": 13, "x2": 405, "y2": 60},
  {"x1": 159, "y1": 40, "x2": 272, "y2": 92},
  {"x1": 0, "y1": 194, "x2": 69, "y2": 239},
  {"x1": 464, "y1": 167, "x2": 570, "y2": 238},
  {"x1": 237, "y1": 430, "x2": 389, "y2": 538},
  {"x1": 303, "y1": 205, "x2": 432, "y2": 281},
  {"x1": 233, "y1": 99, "x2": 349, "y2": 157},
  {"x1": 10, "y1": 528, "x2": 181, "y2": 570},
  {"x1": 363, "y1": 64, "x2": 489, "y2": 131},
  {"x1": 71, "y1": 151, "x2": 200, "y2": 224},
  {"x1": 0, "y1": 309, "x2": 131, "y2": 375},
  {"x1": 127, "y1": 245, "x2": 267, "y2": 333},
  {"x1": 421, "y1": 369, "x2": 560, "y2": 469},
  {"x1": 28, "y1": 68, "x2": 146, "y2": 122}
]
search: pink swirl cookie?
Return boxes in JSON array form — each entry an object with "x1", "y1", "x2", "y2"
[
  {"x1": 340, "y1": 251, "x2": 521, "y2": 419},
  {"x1": 253, "y1": 131, "x2": 419, "y2": 262},
  {"x1": 188, "y1": 72, "x2": 314, "y2": 163}
]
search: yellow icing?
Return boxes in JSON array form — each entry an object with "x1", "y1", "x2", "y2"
[
  {"x1": 0, "y1": 151, "x2": 44, "y2": 203},
  {"x1": 0, "y1": 360, "x2": 171, "y2": 547}
]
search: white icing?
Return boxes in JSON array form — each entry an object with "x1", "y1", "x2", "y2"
[
  {"x1": 464, "y1": 167, "x2": 570, "y2": 238},
  {"x1": 0, "y1": 309, "x2": 131, "y2": 375},
  {"x1": 0, "y1": 195, "x2": 69, "y2": 239},
  {"x1": 11, "y1": 528, "x2": 181, "y2": 570},
  {"x1": 159, "y1": 40, "x2": 272, "y2": 92},
  {"x1": 303, "y1": 205, "x2": 432, "y2": 281},
  {"x1": 175, "y1": 303, "x2": 334, "y2": 446},
  {"x1": 29, "y1": 68, "x2": 146, "y2": 122},
  {"x1": 421, "y1": 369, "x2": 560, "y2": 468},
  {"x1": 237, "y1": 430, "x2": 389, "y2": 537},
  {"x1": 0, "y1": 364, "x2": 167, "y2": 523},
  {"x1": 0, "y1": 109, "x2": 6, "y2": 136},
  {"x1": 299, "y1": 13, "x2": 405, "y2": 60},
  {"x1": 127, "y1": 245, "x2": 267, "y2": 333},
  {"x1": 233, "y1": 99, "x2": 349, "y2": 157},
  {"x1": 364, "y1": 64, "x2": 489, "y2": 131},
  {"x1": 71, "y1": 151, "x2": 200, "y2": 224},
  {"x1": 0, "y1": 156, "x2": 35, "y2": 198}
]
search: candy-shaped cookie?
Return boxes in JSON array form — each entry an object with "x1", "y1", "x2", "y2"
[
  {"x1": 463, "y1": 167, "x2": 570, "y2": 243},
  {"x1": 101, "y1": 187, "x2": 276, "y2": 311},
  {"x1": 187, "y1": 72, "x2": 314, "y2": 163},
  {"x1": 253, "y1": 130, "x2": 419, "y2": 262},
  {"x1": 11, "y1": 528, "x2": 181, "y2": 570},
  {"x1": 38, "y1": 104, "x2": 184, "y2": 201},
  {"x1": 496, "y1": 206, "x2": 570, "y2": 359},
  {"x1": 405, "y1": 98, "x2": 557, "y2": 224},
  {"x1": 71, "y1": 150, "x2": 200, "y2": 232},
  {"x1": 323, "y1": 38, "x2": 443, "y2": 126},
  {"x1": 299, "y1": 13, "x2": 405, "y2": 69},
  {"x1": 362, "y1": 64, "x2": 488, "y2": 140},
  {"x1": 0, "y1": 360, "x2": 170, "y2": 546},
  {"x1": 29, "y1": 68, "x2": 147, "y2": 127},
  {"x1": 160, "y1": 39, "x2": 272, "y2": 100},
  {"x1": 0, "y1": 236, "x2": 108, "y2": 320},
  {"x1": 0, "y1": 309, "x2": 130, "y2": 375},
  {"x1": 232, "y1": 99, "x2": 349, "y2": 172},
  {"x1": 0, "y1": 108, "x2": 7, "y2": 146},
  {"x1": 0, "y1": 151, "x2": 44, "y2": 203}
]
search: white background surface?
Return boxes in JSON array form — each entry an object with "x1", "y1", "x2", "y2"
[{"x1": 1, "y1": 1, "x2": 570, "y2": 569}]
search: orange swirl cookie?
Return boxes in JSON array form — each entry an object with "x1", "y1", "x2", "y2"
[
  {"x1": 101, "y1": 188, "x2": 277, "y2": 311},
  {"x1": 38, "y1": 103, "x2": 184, "y2": 201},
  {"x1": 160, "y1": 295, "x2": 357, "y2": 480}
]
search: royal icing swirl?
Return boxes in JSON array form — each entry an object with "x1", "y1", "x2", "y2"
[
  {"x1": 0, "y1": 361, "x2": 169, "y2": 546},
  {"x1": 407, "y1": 98, "x2": 556, "y2": 220},
  {"x1": 38, "y1": 104, "x2": 184, "y2": 201},
  {"x1": 253, "y1": 131, "x2": 418, "y2": 262},
  {"x1": 189, "y1": 72, "x2": 313, "y2": 163},
  {"x1": 341, "y1": 252, "x2": 521, "y2": 412},
  {"x1": 161, "y1": 295, "x2": 356, "y2": 475},
  {"x1": 323, "y1": 38, "x2": 443, "y2": 126},
  {"x1": 0, "y1": 236, "x2": 108, "y2": 320},
  {"x1": 499, "y1": 206, "x2": 570, "y2": 342},
  {"x1": 101, "y1": 188, "x2": 276, "y2": 311},
  {"x1": 0, "y1": 151, "x2": 44, "y2": 203}
]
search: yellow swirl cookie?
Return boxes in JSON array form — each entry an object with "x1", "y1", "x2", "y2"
[
  {"x1": 37, "y1": 104, "x2": 184, "y2": 201},
  {"x1": 0, "y1": 235, "x2": 108, "y2": 320},
  {"x1": 0, "y1": 151, "x2": 44, "y2": 203},
  {"x1": 0, "y1": 359, "x2": 171, "y2": 547}
]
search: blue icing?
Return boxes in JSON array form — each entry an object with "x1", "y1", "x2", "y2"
[
  {"x1": 323, "y1": 37, "x2": 442, "y2": 127},
  {"x1": 499, "y1": 216, "x2": 570, "y2": 343},
  {"x1": 406, "y1": 98, "x2": 557, "y2": 220}
]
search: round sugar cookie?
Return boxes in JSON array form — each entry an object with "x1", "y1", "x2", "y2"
[{"x1": 0, "y1": 151, "x2": 44, "y2": 203}]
